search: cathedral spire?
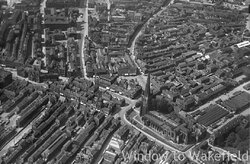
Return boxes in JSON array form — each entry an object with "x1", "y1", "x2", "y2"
[
  {"x1": 145, "y1": 73, "x2": 151, "y2": 97},
  {"x1": 140, "y1": 73, "x2": 151, "y2": 116}
]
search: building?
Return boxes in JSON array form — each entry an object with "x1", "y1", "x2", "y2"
[
  {"x1": 196, "y1": 104, "x2": 229, "y2": 127},
  {"x1": 117, "y1": 65, "x2": 137, "y2": 76},
  {"x1": 139, "y1": 74, "x2": 199, "y2": 144},
  {"x1": 99, "y1": 74, "x2": 118, "y2": 87},
  {"x1": 103, "y1": 150, "x2": 117, "y2": 163},
  {"x1": 43, "y1": 9, "x2": 71, "y2": 31},
  {"x1": 141, "y1": 111, "x2": 190, "y2": 144}
]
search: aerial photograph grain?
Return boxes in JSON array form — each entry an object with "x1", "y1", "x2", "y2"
[{"x1": 0, "y1": 0, "x2": 249, "y2": 163}]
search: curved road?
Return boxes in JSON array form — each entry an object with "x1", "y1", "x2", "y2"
[
  {"x1": 127, "y1": 0, "x2": 175, "y2": 88},
  {"x1": 114, "y1": 0, "x2": 184, "y2": 153},
  {"x1": 80, "y1": 0, "x2": 197, "y2": 157},
  {"x1": 105, "y1": 88, "x2": 182, "y2": 152}
]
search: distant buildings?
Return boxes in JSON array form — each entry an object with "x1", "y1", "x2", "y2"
[{"x1": 44, "y1": 8, "x2": 71, "y2": 31}]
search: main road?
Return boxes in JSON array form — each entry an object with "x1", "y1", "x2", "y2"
[
  {"x1": 106, "y1": 0, "x2": 190, "y2": 153},
  {"x1": 127, "y1": 0, "x2": 175, "y2": 89},
  {"x1": 80, "y1": 0, "x2": 93, "y2": 82},
  {"x1": 100, "y1": 88, "x2": 188, "y2": 154},
  {"x1": 101, "y1": 0, "x2": 171, "y2": 124},
  {"x1": 77, "y1": 0, "x2": 201, "y2": 158}
]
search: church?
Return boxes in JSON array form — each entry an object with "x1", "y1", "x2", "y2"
[{"x1": 140, "y1": 74, "x2": 193, "y2": 144}]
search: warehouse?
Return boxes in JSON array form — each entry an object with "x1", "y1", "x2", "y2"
[{"x1": 197, "y1": 104, "x2": 229, "y2": 127}]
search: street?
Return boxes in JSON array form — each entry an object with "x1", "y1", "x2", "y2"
[
  {"x1": 3, "y1": 68, "x2": 48, "y2": 88},
  {"x1": 127, "y1": 0, "x2": 176, "y2": 90},
  {"x1": 80, "y1": 0, "x2": 92, "y2": 82},
  {"x1": 2, "y1": 0, "x2": 250, "y2": 162}
]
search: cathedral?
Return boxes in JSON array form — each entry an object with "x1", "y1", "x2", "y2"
[{"x1": 140, "y1": 74, "x2": 192, "y2": 144}]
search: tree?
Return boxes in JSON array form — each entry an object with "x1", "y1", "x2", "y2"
[
  {"x1": 120, "y1": 98, "x2": 126, "y2": 107},
  {"x1": 233, "y1": 135, "x2": 242, "y2": 148},
  {"x1": 225, "y1": 132, "x2": 236, "y2": 147},
  {"x1": 237, "y1": 128, "x2": 250, "y2": 141},
  {"x1": 237, "y1": 140, "x2": 250, "y2": 154},
  {"x1": 135, "y1": 100, "x2": 142, "y2": 108}
]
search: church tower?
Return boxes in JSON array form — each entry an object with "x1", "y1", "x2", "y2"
[{"x1": 140, "y1": 73, "x2": 151, "y2": 116}]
